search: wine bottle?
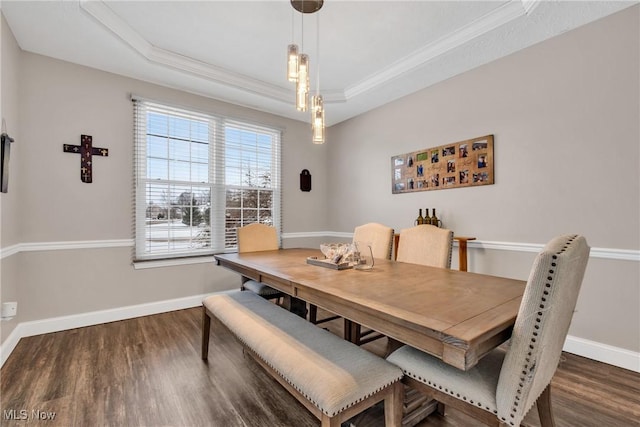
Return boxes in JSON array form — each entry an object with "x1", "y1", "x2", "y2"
[
  {"x1": 416, "y1": 209, "x2": 424, "y2": 225},
  {"x1": 431, "y1": 209, "x2": 439, "y2": 227},
  {"x1": 424, "y1": 209, "x2": 431, "y2": 225}
]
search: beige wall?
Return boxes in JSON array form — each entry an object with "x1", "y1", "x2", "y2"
[
  {"x1": 1, "y1": 6, "x2": 638, "y2": 362},
  {"x1": 328, "y1": 6, "x2": 639, "y2": 352},
  {"x1": 0, "y1": 19, "x2": 329, "y2": 343},
  {"x1": 17, "y1": 53, "x2": 329, "y2": 243},
  {"x1": 1, "y1": 12, "x2": 21, "y2": 247},
  {"x1": 1, "y1": 12, "x2": 22, "y2": 340}
]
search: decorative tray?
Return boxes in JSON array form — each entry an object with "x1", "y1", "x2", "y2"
[{"x1": 306, "y1": 256, "x2": 354, "y2": 270}]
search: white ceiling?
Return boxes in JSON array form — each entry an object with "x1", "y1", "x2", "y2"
[{"x1": 1, "y1": 1, "x2": 635, "y2": 126}]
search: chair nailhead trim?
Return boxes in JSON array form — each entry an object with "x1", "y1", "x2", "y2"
[
  {"x1": 403, "y1": 370, "x2": 495, "y2": 413},
  {"x1": 507, "y1": 235, "x2": 578, "y2": 424}
]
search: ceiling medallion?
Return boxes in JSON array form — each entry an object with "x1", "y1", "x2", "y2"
[{"x1": 290, "y1": 0, "x2": 324, "y2": 14}]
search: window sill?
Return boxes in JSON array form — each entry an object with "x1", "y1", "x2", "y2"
[{"x1": 133, "y1": 255, "x2": 217, "y2": 270}]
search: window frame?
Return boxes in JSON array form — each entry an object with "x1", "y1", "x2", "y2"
[{"x1": 133, "y1": 98, "x2": 282, "y2": 263}]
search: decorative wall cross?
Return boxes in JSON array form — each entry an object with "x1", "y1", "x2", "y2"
[
  {"x1": 1, "y1": 132, "x2": 15, "y2": 193},
  {"x1": 63, "y1": 135, "x2": 109, "y2": 183}
]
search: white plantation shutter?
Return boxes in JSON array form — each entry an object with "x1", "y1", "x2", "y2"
[{"x1": 133, "y1": 97, "x2": 281, "y2": 261}]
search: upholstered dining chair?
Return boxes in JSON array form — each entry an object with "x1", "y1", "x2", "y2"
[
  {"x1": 387, "y1": 234, "x2": 590, "y2": 427},
  {"x1": 346, "y1": 224, "x2": 453, "y2": 346},
  {"x1": 396, "y1": 224, "x2": 454, "y2": 268},
  {"x1": 353, "y1": 222, "x2": 395, "y2": 260},
  {"x1": 309, "y1": 223, "x2": 395, "y2": 336},
  {"x1": 236, "y1": 223, "x2": 283, "y2": 302}
]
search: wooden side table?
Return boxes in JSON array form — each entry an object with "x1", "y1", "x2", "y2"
[
  {"x1": 453, "y1": 236, "x2": 476, "y2": 272},
  {"x1": 393, "y1": 234, "x2": 476, "y2": 272}
]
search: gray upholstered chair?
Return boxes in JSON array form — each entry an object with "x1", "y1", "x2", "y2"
[
  {"x1": 309, "y1": 223, "x2": 395, "y2": 338},
  {"x1": 396, "y1": 224, "x2": 453, "y2": 268},
  {"x1": 236, "y1": 223, "x2": 283, "y2": 302},
  {"x1": 387, "y1": 234, "x2": 590, "y2": 427}
]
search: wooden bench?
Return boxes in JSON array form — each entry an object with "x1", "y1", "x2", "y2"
[{"x1": 202, "y1": 290, "x2": 404, "y2": 427}]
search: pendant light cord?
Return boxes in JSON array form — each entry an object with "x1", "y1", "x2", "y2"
[
  {"x1": 301, "y1": 0, "x2": 304, "y2": 51},
  {"x1": 316, "y1": 12, "x2": 320, "y2": 95},
  {"x1": 291, "y1": 8, "x2": 294, "y2": 41}
]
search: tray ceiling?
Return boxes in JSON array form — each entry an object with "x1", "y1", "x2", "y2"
[{"x1": 2, "y1": 1, "x2": 634, "y2": 125}]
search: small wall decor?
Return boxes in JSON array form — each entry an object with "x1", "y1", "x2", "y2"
[
  {"x1": 300, "y1": 169, "x2": 312, "y2": 192},
  {"x1": 63, "y1": 135, "x2": 109, "y2": 183},
  {"x1": 1, "y1": 132, "x2": 15, "y2": 193},
  {"x1": 391, "y1": 134, "x2": 494, "y2": 194}
]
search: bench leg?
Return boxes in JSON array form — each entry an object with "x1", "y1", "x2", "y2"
[
  {"x1": 202, "y1": 306, "x2": 211, "y2": 360},
  {"x1": 384, "y1": 381, "x2": 404, "y2": 427},
  {"x1": 320, "y1": 414, "x2": 341, "y2": 427}
]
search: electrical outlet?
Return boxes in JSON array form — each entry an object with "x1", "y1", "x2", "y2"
[{"x1": 1, "y1": 302, "x2": 17, "y2": 319}]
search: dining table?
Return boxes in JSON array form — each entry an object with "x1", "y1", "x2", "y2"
[{"x1": 214, "y1": 248, "x2": 526, "y2": 371}]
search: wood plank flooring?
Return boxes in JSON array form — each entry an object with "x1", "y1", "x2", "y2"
[{"x1": 1, "y1": 306, "x2": 638, "y2": 427}]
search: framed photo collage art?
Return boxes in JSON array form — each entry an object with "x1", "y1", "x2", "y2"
[{"x1": 391, "y1": 134, "x2": 494, "y2": 194}]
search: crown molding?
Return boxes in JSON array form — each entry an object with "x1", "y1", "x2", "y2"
[
  {"x1": 79, "y1": 0, "x2": 535, "y2": 108},
  {"x1": 79, "y1": 0, "x2": 291, "y2": 103},
  {"x1": 522, "y1": 0, "x2": 542, "y2": 15},
  {"x1": 345, "y1": 0, "x2": 529, "y2": 99}
]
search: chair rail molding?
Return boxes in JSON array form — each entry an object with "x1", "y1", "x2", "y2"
[
  {"x1": 466, "y1": 240, "x2": 640, "y2": 262},
  {"x1": 1, "y1": 236, "x2": 638, "y2": 262}
]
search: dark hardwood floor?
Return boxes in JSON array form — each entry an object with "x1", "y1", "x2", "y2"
[{"x1": 1, "y1": 306, "x2": 638, "y2": 426}]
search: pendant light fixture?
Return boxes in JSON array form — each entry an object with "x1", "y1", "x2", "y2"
[
  {"x1": 296, "y1": 53, "x2": 309, "y2": 111},
  {"x1": 311, "y1": 94, "x2": 325, "y2": 144},
  {"x1": 287, "y1": 0, "x2": 325, "y2": 141},
  {"x1": 311, "y1": 11, "x2": 325, "y2": 144},
  {"x1": 287, "y1": 7, "x2": 299, "y2": 82},
  {"x1": 287, "y1": 45, "x2": 299, "y2": 82}
]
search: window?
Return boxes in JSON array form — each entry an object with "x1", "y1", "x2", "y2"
[{"x1": 133, "y1": 98, "x2": 281, "y2": 261}]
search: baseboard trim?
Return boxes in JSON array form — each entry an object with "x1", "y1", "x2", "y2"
[
  {"x1": 1, "y1": 293, "x2": 638, "y2": 373},
  {"x1": 0, "y1": 291, "x2": 232, "y2": 367},
  {"x1": 563, "y1": 335, "x2": 640, "y2": 373},
  {"x1": 0, "y1": 327, "x2": 22, "y2": 368}
]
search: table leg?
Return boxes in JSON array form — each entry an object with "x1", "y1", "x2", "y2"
[
  {"x1": 285, "y1": 296, "x2": 308, "y2": 319},
  {"x1": 385, "y1": 337, "x2": 405, "y2": 358},
  {"x1": 344, "y1": 319, "x2": 358, "y2": 343}
]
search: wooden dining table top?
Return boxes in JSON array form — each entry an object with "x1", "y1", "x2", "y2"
[{"x1": 214, "y1": 248, "x2": 526, "y2": 371}]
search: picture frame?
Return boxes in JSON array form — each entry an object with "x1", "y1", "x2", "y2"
[
  {"x1": 1, "y1": 133, "x2": 14, "y2": 193},
  {"x1": 391, "y1": 134, "x2": 494, "y2": 194}
]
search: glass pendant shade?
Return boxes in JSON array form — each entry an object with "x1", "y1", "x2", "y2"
[
  {"x1": 287, "y1": 1, "x2": 326, "y2": 143},
  {"x1": 296, "y1": 82, "x2": 309, "y2": 112},
  {"x1": 296, "y1": 54, "x2": 310, "y2": 111},
  {"x1": 311, "y1": 94, "x2": 325, "y2": 144},
  {"x1": 287, "y1": 44, "x2": 299, "y2": 82}
]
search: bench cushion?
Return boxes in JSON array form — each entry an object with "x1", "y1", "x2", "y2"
[{"x1": 203, "y1": 290, "x2": 403, "y2": 417}]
